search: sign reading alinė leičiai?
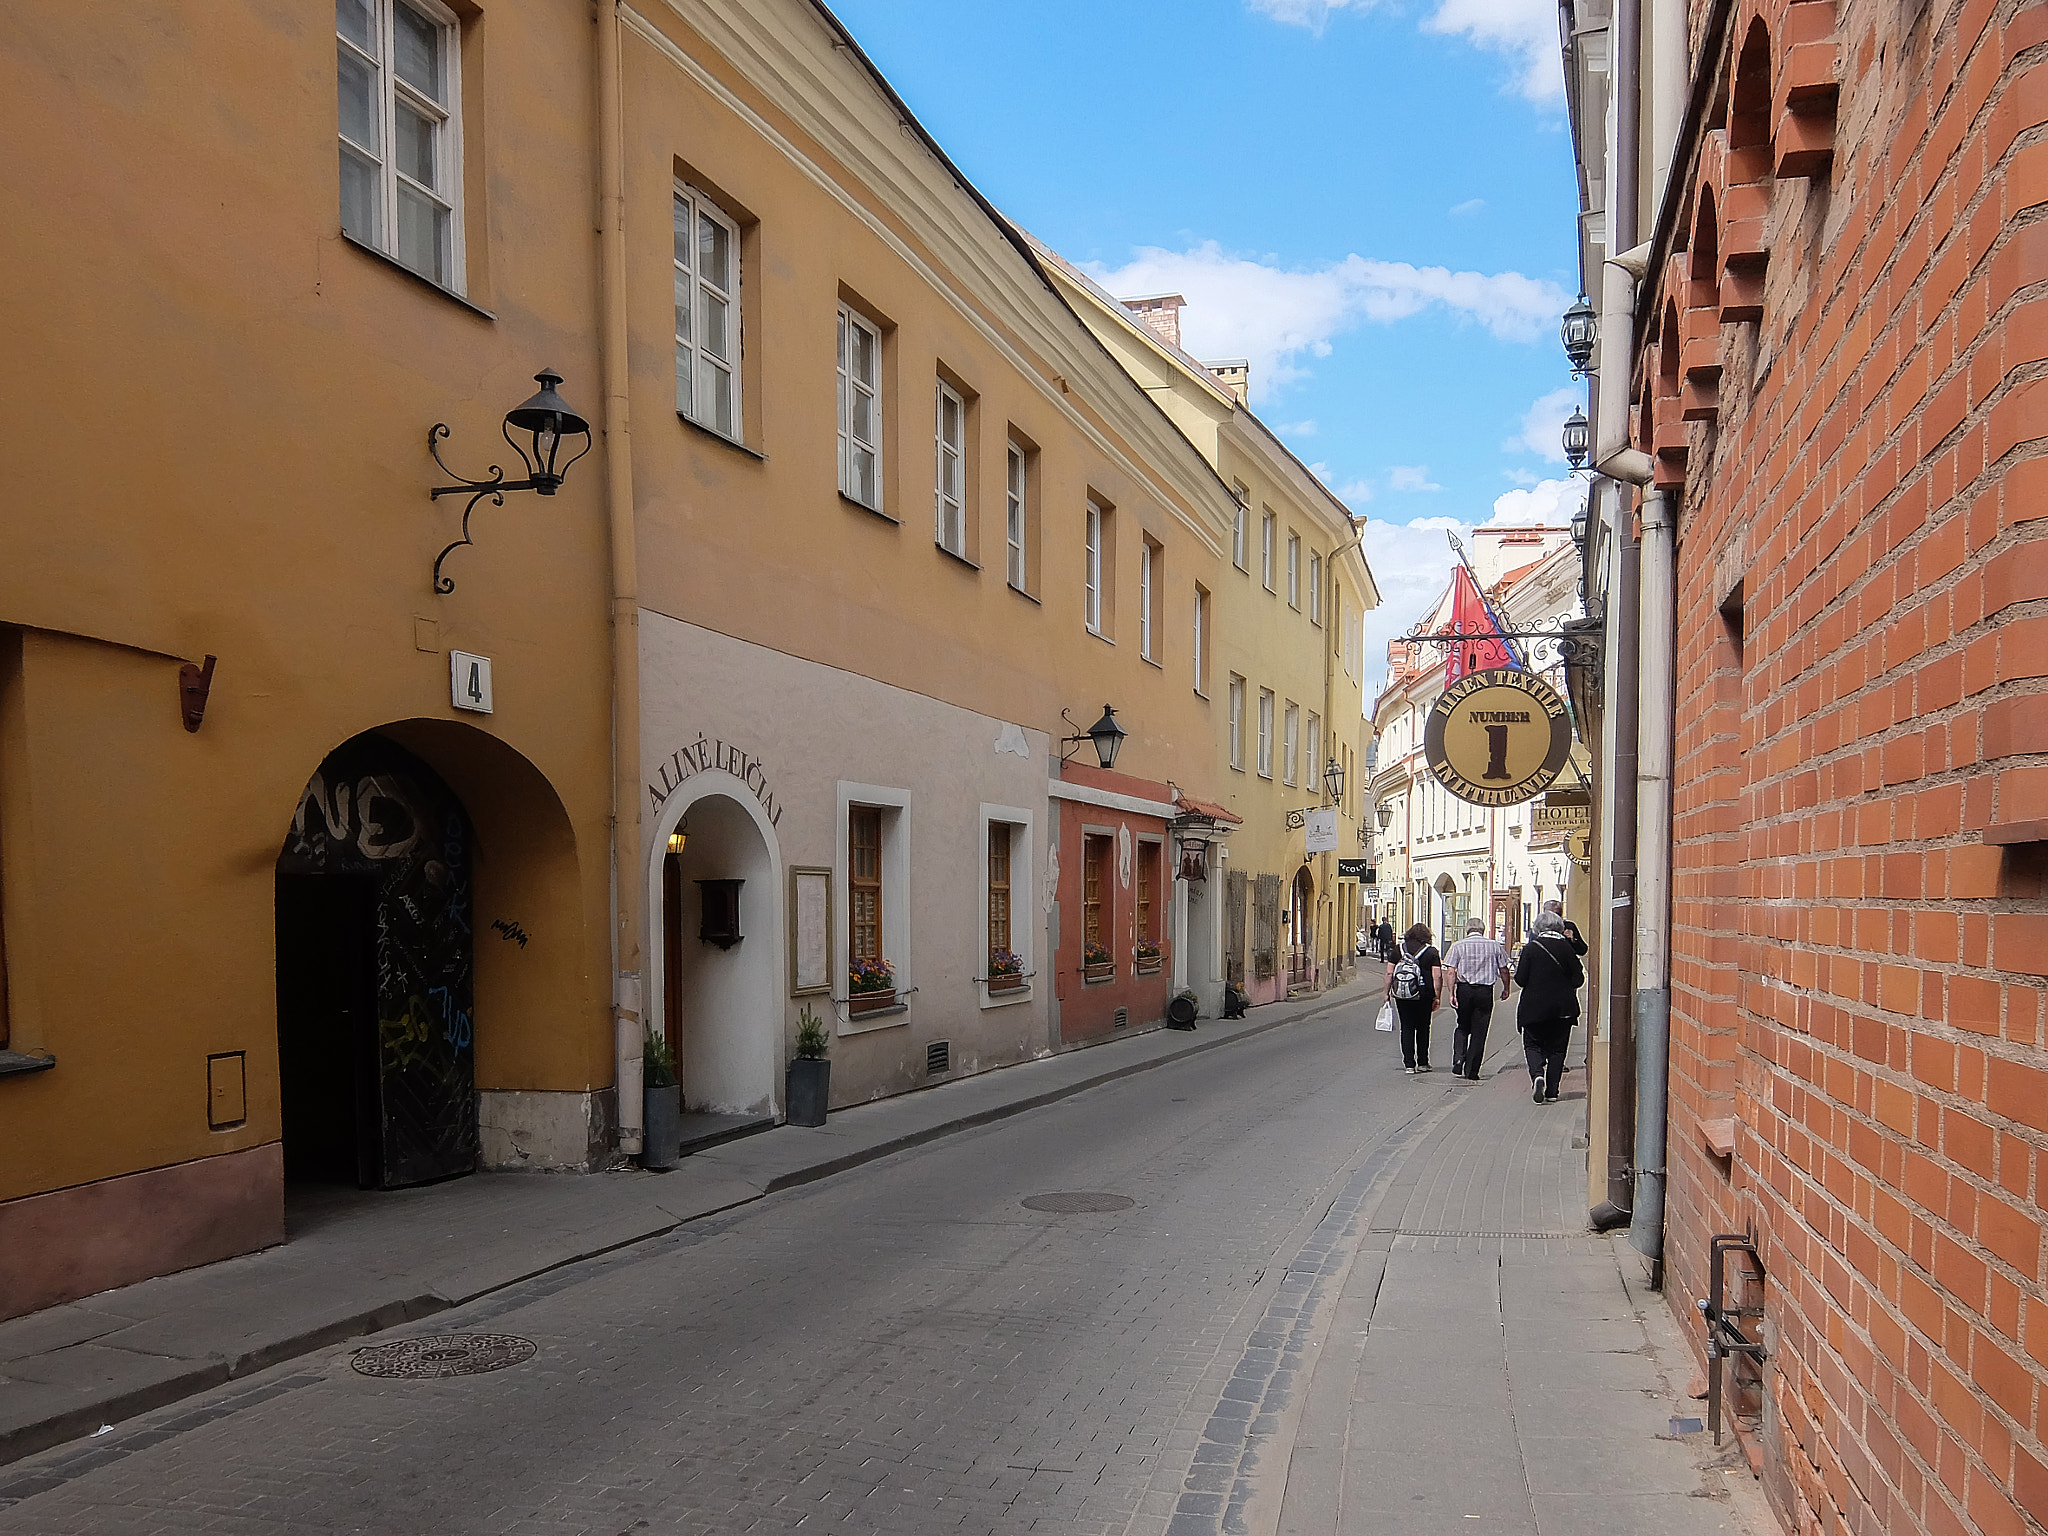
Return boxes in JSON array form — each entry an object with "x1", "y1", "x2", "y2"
[{"x1": 1423, "y1": 668, "x2": 1574, "y2": 808}]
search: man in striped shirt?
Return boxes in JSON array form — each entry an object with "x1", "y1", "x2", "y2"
[{"x1": 1443, "y1": 919, "x2": 1513, "y2": 1081}]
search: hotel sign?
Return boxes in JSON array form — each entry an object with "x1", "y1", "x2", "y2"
[{"x1": 1423, "y1": 669, "x2": 1573, "y2": 809}]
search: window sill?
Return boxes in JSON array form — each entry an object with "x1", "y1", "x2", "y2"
[
  {"x1": 1141, "y1": 653, "x2": 1162, "y2": 670},
  {"x1": 1087, "y1": 629, "x2": 1115, "y2": 646},
  {"x1": 1007, "y1": 582, "x2": 1040, "y2": 605},
  {"x1": 679, "y1": 412, "x2": 765, "y2": 460},
  {"x1": 979, "y1": 984, "x2": 1032, "y2": 1010},
  {"x1": 0, "y1": 1050, "x2": 56, "y2": 1079},
  {"x1": 1194, "y1": 686, "x2": 1209, "y2": 701},
  {"x1": 841, "y1": 491, "x2": 897, "y2": 524},
  {"x1": 837, "y1": 1003, "x2": 909, "y2": 1035},
  {"x1": 340, "y1": 232, "x2": 496, "y2": 320},
  {"x1": 937, "y1": 543, "x2": 980, "y2": 572}
]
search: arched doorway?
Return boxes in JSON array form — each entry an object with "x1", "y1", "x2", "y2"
[
  {"x1": 276, "y1": 734, "x2": 476, "y2": 1188},
  {"x1": 650, "y1": 783, "x2": 781, "y2": 1119},
  {"x1": 1288, "y1": 865, "x2": 1316, "y2": 988}
]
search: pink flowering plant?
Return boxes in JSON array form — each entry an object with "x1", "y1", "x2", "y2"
[
  {"x1": 849, "y1": 956, "x2": 895, "y2": 994},
  {"x1": 989, "y1": 948, "x2": 1024, "y2": 978},
  {"x1": 1084, "y1": 940, "x2": 1113, "y2": 967}
]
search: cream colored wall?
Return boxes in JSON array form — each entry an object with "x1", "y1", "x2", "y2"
[{"x1": 1, "y1": 0, "x2": 618, "y2": 1203}]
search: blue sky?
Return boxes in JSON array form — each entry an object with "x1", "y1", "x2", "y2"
[{"x1": 830, "y1": 0, "x2": 1589, "y2": 688}]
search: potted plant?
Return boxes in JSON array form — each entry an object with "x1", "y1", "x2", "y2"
[
  {"x1": 849, "y1": 956, "x2": 896, "y2": 1017},
  {"x1": 1134, "y1": 939, "x2": 1164, "y2": 975},
  {"x1": 642, "y1": 1028, "x2": 681, "y2": 1170},
  {"x1": 786, "y1": 1005, "x2": 830, "y2": 1127},
  {"x1": 1083, "y1": 940, "x2": 1114, "y2": 982},
  {"x1": 987, "y1": 948, "x2": 1026, "y2": 994}
]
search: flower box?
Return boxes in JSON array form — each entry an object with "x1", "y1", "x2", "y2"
[
  {"x1": 1134, "y1": 961, "x2": 1162, "y2": 976},
  {"x1": 987, "y1": 973, "x2": 1026, "y2": 994},
  {"x1": 849, "y1": 988, "x2": 897, "y2": 1017},
  {"x1": 1082, "y1": 963, "x2": 1115, "y2": 983}
]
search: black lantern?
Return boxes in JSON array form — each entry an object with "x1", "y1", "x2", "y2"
[
  {"x1": 1323, "y1": 756, "x2": 1345, "y2": 802},
  {"x1": 1561, "y1": 407, "x2": 1591, "y2": 471},
  {"x1": 1065, "y1": 704, "x2": 1127, "y2": 770},
  {"x1": 1561, "y1": 294, "x2": 1598, "y2": 375},
  {"x1": 1375, "y1": 800, "x2": 1394, "y2": 832},
  {"x1": 1571, "y1": 501, "x2": 1590, "y2": 547},
  {"x1": 427, "y1": 368, "x2": 593, "y2": 593},
  {"x1": 697, "y1": 878, "x2": 744, "y2": 949}
]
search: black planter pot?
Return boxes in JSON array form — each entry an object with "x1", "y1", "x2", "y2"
[
  {"x1": 642, "y1": 1082, "x2": 681, "y2": 1170},
  {"x1": 787, "y1": 1057, "x2": 830, "y2": 1127}
]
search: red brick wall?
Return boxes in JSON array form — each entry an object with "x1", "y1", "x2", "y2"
[{"x1": 1643, "y1": 0, "x2": 2048, "y2": 1531}]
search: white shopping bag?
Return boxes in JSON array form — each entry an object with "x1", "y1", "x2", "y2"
[{"x1": 1374, "y1": 1000, "x2": 1395, "y2": 1032}]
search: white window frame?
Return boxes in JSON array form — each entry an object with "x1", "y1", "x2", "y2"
[
  {"x1": 1006, "y1": 441, "x2": 1027, "y2": 590},
  {"x1": 1231, "y1": 484, "x2": 1250, "y2": 570},
  {"x1": 337, "y1": 0, "x2": 465, "y2": 292},
  {"x1": 1307, "y1": 714, "x2": 1322, "y2": 798},
  {"x1": 1193, "y1": 584, "x2": 1208, "y2": 694},
  {"x1": 1228, "y1": 675, "x2": 1245, "y2": 768},
  {"x1": 673, "y1": 183, "x2": 742, "y2": 441},
  {"x1": 978, "y1": 807, "x2": 1036, "y2": 1008},
  {"x1": 835, "y1": 781, "x2": 911, "y2": 1034},
  {"x1": 1287, "y1": 533, "x2": 1301, "y2": 608},
  {"x1": 1261, "y1": 513, "x2": 1276, "y2": 591},
  {"x1": 1085, "y1": 500, "x2": 1104, "y2": 635},
  {"x1": 935, "y1": 378, "x2": 966, "y2": 555},
  {"x1": 1283, "y1": 703, "x2": 1299, "y2": 786},
  {"x1": 1258, "y1": 689, "x2": 1274, "y2": 779},
  {"x1": 1139, "y1": 542, "x2": 1155, "y2": 660},
  {"x1": 837, "y1": 303, "x2": 884, "y2": 510},
  {"x1": 1309, "y1": 551, "x2": 1323, "y2": 624}
]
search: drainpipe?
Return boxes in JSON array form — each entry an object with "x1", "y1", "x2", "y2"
[
  {"x1": 1629, "y1": 489, "x2": 1676, "y2": 1264},
  {"x1": 598, "y1": 0, "x2": 645, "y2": 1156}
]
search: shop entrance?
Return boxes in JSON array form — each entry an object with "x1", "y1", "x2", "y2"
[
  {"x1": 1287, "y1": 865, "x2": 1316, "y2": 987},
  {"x1": 276, "y1": 734, "x2": 477, "y2": 1189}
]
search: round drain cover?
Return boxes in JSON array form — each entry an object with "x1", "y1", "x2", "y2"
[
  {"x1": 1022, "y1": 1192, "x2": 1135, "y2": 1213},
  {"x1": 351, "y1": 1333, "x2": 536, "y2": 1380}
]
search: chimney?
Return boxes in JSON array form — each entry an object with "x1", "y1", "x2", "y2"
[
  {"x1": 1207, "y1": 360, "x2": 1250, "y2": 406},
  {"x1": 1123, "y1": 293, "x2": 1186, "y2": 352}
]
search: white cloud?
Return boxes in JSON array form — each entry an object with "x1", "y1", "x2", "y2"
[
  {"x1": 1389, "y1": 465, "x2": 1443, "y2": 493},
  {"x1": 1279, "y1": 419, "x2": 1319, "y2": 437},
  {"x1": 1335, "y1": 478, "x2": 1375, "y2": 506},
  {"x1": 1449, "y1": 197, "x2": 1487, "y2": 217},
  {"x1": 1244, "y1": 0, "x2": 1377, "y2": 31},
  {"x1": 1085, "y1": 241, "x2": 1568, "y2": 401},
  {"x1": 1488, "y1": 475, "x2": 1581, "y2": 525},
  {"x1": 1506, "y1": 386, "x2": 1582, "y2": 463},
  {"x1": 1504, "y1": 467, "x2": 1541, "y2": 486},
  {"x1": 1423, "y1": 0, "x2": 1565, "y2": 99}
]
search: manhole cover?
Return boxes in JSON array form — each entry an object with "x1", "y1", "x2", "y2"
[
  {"x1": 350, "y1": 1334, "x2": 536, "y2": 1379},
  {"x1": 1022, "y1": 1192, "x2": 1135, "y2": 1213}
]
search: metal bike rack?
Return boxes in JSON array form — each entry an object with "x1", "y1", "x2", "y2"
[{"x1": 1696, "y1": 1231, "x2": 1767, "y2": 1445}]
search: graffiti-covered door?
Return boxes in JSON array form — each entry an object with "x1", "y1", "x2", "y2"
[{"x1": 278, "y1": 735, "x2": 477, "y2": 1188}]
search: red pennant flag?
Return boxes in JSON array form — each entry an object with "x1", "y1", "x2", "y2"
[{"x1": 1444, "y1": 565, "x2": 1515, "y2": 682}]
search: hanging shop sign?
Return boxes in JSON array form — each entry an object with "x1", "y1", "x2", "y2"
[
  {"x1": 1304, "y1": 807, "x2": 1339, "y2": 853},
  {"x1": 1423, "y1": 668, "x2": 1573, "y2": 808},
  {"x1": 1337, "y1": 859, "x2": 1373, "y2": 880}
]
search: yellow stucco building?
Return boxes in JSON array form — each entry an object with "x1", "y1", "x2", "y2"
[
  {"x1": 1, "y1": 0, "x2": 1289, "y2": 1316},
  {"x1": 1036, "y1": 260, "x2": 1382, "y2": 1006}
]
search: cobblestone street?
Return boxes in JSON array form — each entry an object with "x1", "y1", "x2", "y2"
[{"x1": 0, "y1": 1000, "x2": 1769, "y2": 1536}]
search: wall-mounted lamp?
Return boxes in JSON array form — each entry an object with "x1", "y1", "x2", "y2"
[
  {"x1": 1561, "y1": 407, "x2": 1591, "y2": 471},
  {"x1": 1061, "y1": 704, "x2": 1128, "y2": 770},
  {"x1": 666, "y1": 822, "x2": 688, "y2": 858},
  {"x1": 1571, "y1": 501, "x2": 1590, "y2": 547},
  {"x1": 1560, "y1": 295, "x2": 1598, "y2": 376},
  {"x1": 1375, "y1": 801, "x2": 1394, "y2": 832},
  {"x1": 1323, "y1": 756, "x2": 1346, "y2": 802},
  {"x1": 427, "y1": 369, "x2": 592, "y2": 594}
]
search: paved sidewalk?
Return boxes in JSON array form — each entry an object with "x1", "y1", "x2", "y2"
[
  {"x1": 1272, "y1": 1017, "x2": 1777, "y2": 1536},
  {"x1": 0, "y1": 976, "x2": 1374, "y2": 1467}
]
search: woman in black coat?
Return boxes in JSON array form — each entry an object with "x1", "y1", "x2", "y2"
[{"x1": 1514, "y1": 914, "x2": 1585, "y2": 1103}]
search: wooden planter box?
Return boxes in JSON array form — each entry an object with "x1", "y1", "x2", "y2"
[
  {"x1": 987, "y1": 973, "x2": 1026, "y2": 994},
  {"x1": 1082, "y1": 963, "x2": 1114, "y2": 983},
  {"x1": 849, "y1": 988, "x2": 896, "y2": 1017},
  {"x1": 1134, "y1": 959, "x2": 1163, "y2": 976}
]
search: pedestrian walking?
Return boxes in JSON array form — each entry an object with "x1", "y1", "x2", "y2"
[
  {"x1": 1540, "y1": 898, "x2": 1588, "y2": 956},
  {"x1": 1514, "y1": 912, "x2": 1585, "y2": 1102},
  {"x1": 1442, "y1": 918, "x2": 1512, "y2": 1080},
  {"x1": 1384, "y1": 923, "x2": 1446, "y2": 1073},
  {"x1": 1375, "y1": 917, "x2": 1397, "y2": 964}
]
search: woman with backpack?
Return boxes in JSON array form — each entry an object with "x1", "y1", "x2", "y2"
[
  {"x1": 1514, "y1": 912, "x2": 1586, "y2": 1102},
  {"x1": 1384, "y1": 924, "x2": 1446, "y2": 1073}
]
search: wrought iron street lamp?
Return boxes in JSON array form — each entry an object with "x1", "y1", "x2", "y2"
[
  {"x1": 1323, "y1": 756, "x2": 1345, "y2": 802},
  {"x1": 1572, "y1": 501, "x2": 1590, "y2": 547},
  {"x1": 1375, "y1": 801, "x2": 1394, "y2": 832},
  {"x1": 1062, "y1": 704, "x2": 1128, "y2": 770},
  {"x1": 1561, "y1": 407, "x2": 1591, "y2": 471},
  {"x1": 427, "y1": 368, "x2": 593, "y2": 593},
  {"x1": 1561, "y1": 295, "x2": 1598, "y2": 375}
]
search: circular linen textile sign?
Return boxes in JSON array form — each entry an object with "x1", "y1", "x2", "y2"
[{"x1": 1423, "y1": 668, "x2": 1573, "y2": 807}]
